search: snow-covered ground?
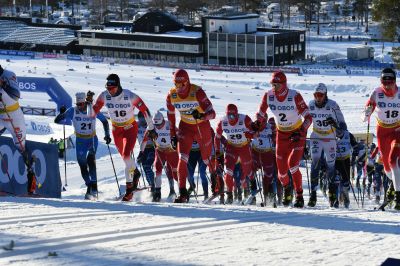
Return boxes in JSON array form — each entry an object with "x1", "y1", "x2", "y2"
[{"x1": 1, "y1": 50, "x2": 400, "y2": 265}]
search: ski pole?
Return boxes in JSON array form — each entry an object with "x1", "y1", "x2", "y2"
[
  {"x1": 107, "y1": 144, "x2": 121, "y2": 196},
  {"x1": 63, "y1": 123, "x2": 68, "y2": 188}
]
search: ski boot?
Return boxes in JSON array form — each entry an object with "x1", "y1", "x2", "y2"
[
  {"x1": 307, "y1": 190, "x2": 317, "y2": 207},
  {"x1": 219, "y1": 193, "x2": 225, "y2": 204},
  {"x1": 122, "y1": 169, "x2": 140, "y2": 201},
  {"x1": 188, "y1": 184, "x2": 196, "y2": 197},
  {"x1": 167, "y1": 188, "x2": 176, "y2": 201},
  {"x1": 342, "y1": 187, "x2": 350, "y2": 209},
  {"x1": 152, "y1": 188, "x2": 161, "y2": 202},
  {"x1": 225, "y1": 192, "x2": 233, "y2": 204},
  {"x1": 328, "y1": 190, "x2": 339, "y2": 208},
  {"x1": 394, "y1": 192, "x2": 400, "y2": 211},
  {"x1": 282, "y1": 186, "x2": 293, "y2": 207},
  {"x1": 174, "y1": 188, "x2": 189, "y2": 203},
  {"x1": 203, "y1": 191, "x2": 209, "y2": 201},
  {"x1": 122, "y1": 182, "x2": 135, "y2": 201},
  {"x1": 293, "y1": 194, "x2": 304, "y2": 208},
  {"x1": 84, "y1": 185, "x2": 91, "y2": 200}
]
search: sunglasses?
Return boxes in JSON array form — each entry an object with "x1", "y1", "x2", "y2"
[
  {"x1": 314, "y1": 92, "x2": 325, "y2": 98},
  {"x1": 382, "y1": 79, "x2": 395, "y2": 85}
]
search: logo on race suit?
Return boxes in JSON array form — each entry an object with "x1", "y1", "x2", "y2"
[
  {"x1": 378, "y1": 93, "x2": 384, "y2": 99},
  {"x1": 239, "y1": 121, "x2": 243, "y2": 125},
  {"x1": 173, "y1": 103, "x2": 198, "y2": 109},
  {"x1": 0, "y1": 145, "x2": 47, "y2": 185},
  {"x1": 190, "y1": 93, "x2": 195, "y2": 97},
  {"x1": 223, "y1": 121, "x2": 228, "y2": 126},
  {"x1": 171, "y1": 93, "x2": 177, "y2": 99},
  {"x1": 124, "y1": 96, "x2": 128, "y2": 100},
  {"x1": 106, "y1": 95, "x2": 112, "y2": 100},
  {"x1": 288, "y1": 97, "x2": 293, "y2": 102},
  {"x1": 269, "y1": 95, "x2": 274, "y2": 102},
  {"x1": 378, "y1": 102, "x2": 386, "y2": 108},
  {"x1": 270, "y1": 105, "x2": 276, "y2": 110},
  {"x1": 18, "y1": 81, "x2": 37, "y2": 90},
  {"x1": 106, "y1": 103, "x2": 131, "y2": 109},
  {"x1": 310, "y1": 106, "x2": 315, "y2": 110}
]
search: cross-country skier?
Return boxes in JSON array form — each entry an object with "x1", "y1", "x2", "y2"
[
  {"x1": 140, "y1": 110, "x2": 178, "y2": 202},
  {"x1": 136, "y1": 111, "x2": 155, "y2": 195},
  {"x1": 166, "y1": 69, "x2": 216, "y2": 203},
  {"x1": 54, "y1": 92, "x2": 110, "y2": 199},
  {"x1": 187, "y1": 140, "x2": 209, "y2": 200},
  {"x1": 215, "y1": 104, "x2": 258, "y2": 204},
  {"x1": 251, "y1": 117, "x2": 276, "y2": 206},
  {"x1": 308, "y1": 83, "x2": 346, "y2": 208},
  {"x1": 0, "y1": 64, "x2": 36, "y2": 194},
  {"x1": 87, "y1": 74, "x2": 157, "y2": 201},
  {"x1": 256, "y1": 71, "x2": 312, "y2": 207},
  {"x1": 363, "y1": 68, "x2": 400, "y2": 210},
  {"x1": 335, "y1": 122, "x2": 358, "y2": 208}
]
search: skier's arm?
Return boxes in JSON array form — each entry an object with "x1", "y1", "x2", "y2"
[
  {"x1": 295, "y1": 92, "x2": 312, "y2": 131},
  {"x1": 363, "y1": 92, "x2": 377, "y2": 122},
  {"x1": 332, "y1": 101, "x2": 346, "y2": 126},
  {"x1": 91, "y1": 92, "x2": 105, "y2": 117},
  {"x1": 140, "y1": 131, "x2": 149, "y2": 152},
  {"x1": 257, "y1": 93, "x2": 269, "y2": 122},
  {"x1": 54, "y1": 107, "x2": 74, "y2": 124},
  {"x1": 96, "y1": 112, "x2": 110, "y2": 137},
  {"x1": 196, "y1": 88, "x2": 215, "y2": 120},
  {"x1": 166, "y1": 93, "x2": 177, "y2": 137},
  {"x1": 214, "y1": 120, "x2": 223, "y2": 153},
  {"x1": 131, "y1": 94, "x2": 154, "y2": 130}
]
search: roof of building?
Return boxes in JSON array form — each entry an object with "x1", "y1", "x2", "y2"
[
  {"x1": 133, "y1": 10, "x2": 183, "y2": 33},
  {"x1": 203, "y1": 12, "x2": 259, "y2": 20}
]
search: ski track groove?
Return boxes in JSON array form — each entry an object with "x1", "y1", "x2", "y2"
[
  {"x1": 0, "y1": 211, "x2": 305, "y2": 259},
  {"x1": 0, "y1": 211, "x2": 129, "y2": 226}
]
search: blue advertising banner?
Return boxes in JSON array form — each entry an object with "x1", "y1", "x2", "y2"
[
  {"x1": 17, "y1": 77, "x2": 72, "y2": 124},
  {"x1": 0, "y1": 49, "x2": 35, "y2": 58},
  {"x1": 67, "y1": 54, "x2": 82, "y2": 61},
  {"x1": 0, "y1": 136, "x2": 62, "y2": 198}
]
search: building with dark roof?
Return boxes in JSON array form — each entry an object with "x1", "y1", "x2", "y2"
[{"x1": 77, "y1": 11, "x2": 203, "y2": 63}]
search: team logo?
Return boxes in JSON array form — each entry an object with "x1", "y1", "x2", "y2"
[
  {"x1": 378, "y1": 93, "x2": 384, "y2": 99},
  {"x1": 378, "y1": 102, "x2": 386, "y2": 108},
  {"x1": 269, "y1": 95, "x2": 274, "y2": 102},
  {"x1": 288, "y1": 97, "x2": 293, "y2": 102}
]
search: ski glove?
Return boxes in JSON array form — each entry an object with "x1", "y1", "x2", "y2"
[
  {"x1": 191, "y1": 109, "x2": 204, "y2": 120},
  {"x1": 104, "y1": 135, "x2": 112, "y2": 145},
  {"x1": 325, "y1": 117, "x2": 338, "y2": 128},
  {"x1": 250, "y1": 120, "x2": 261, "y2": 132},
  {"x1": 171, "y1": 136, "x2": 178, "y2": 150},
  {"x1": 148, "y1": 129, "x2": 158, "y2": 140},
  {"x1": 362, "y1": 105, "x2": 373, "y2": 122},
  {"x1": 59, "y1": 105, "x2": 66, "y2": 114},
  {"x1": 137, "y1": 151, "x2": 144, "y2": 164},
  {"x1": 86, "y1": 91, "x2": 95, "y2": 103},
  {"x1": 289, "y1": 131, "x2": 302, "y2": 142}
]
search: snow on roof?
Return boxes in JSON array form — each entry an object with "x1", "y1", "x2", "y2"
[{"x1": 99, "y1": 28, "x2": 202, "y2": 39}]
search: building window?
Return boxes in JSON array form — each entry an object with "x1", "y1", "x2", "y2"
[
  {"x1": 275, "y1": 47, "x2": 279, "y2": 54},
  {"x1": 298, "y1": 44, "x2": 302, "y2": 51},
  {"x1": 284, "y1": 45, "x2": 288, "y2": 53},
  {"x1": 294, "y1": 45, "x2": 297, "y2": 52},
  {"x1": 280, "y1": 46, "x2": 283, "y2": 53}
]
